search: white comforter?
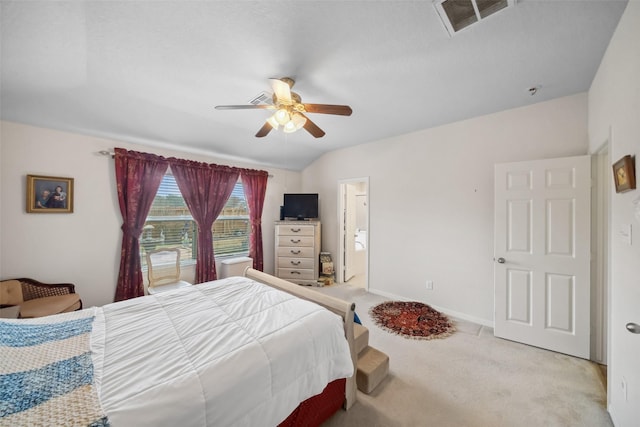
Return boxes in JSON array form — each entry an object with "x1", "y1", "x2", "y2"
[{"x1": 91, "y1": 276, "x2": 353, "y2": 427}]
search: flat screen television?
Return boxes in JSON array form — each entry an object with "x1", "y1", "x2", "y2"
[{"x1": 283, "y1": 193, "x2": 319, "y2": 220}]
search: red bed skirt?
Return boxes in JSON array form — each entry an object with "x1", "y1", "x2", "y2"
[{"x1": 278, "y1": 378, "x2": 346, "y2": 427}]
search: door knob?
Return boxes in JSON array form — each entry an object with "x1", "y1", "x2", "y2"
[
  {"x1": 626, "y1": 323, "x2": 640, "y2": 334},
  {"x1": 497, "y1": 257, "x2": 506, "y2": 264}
]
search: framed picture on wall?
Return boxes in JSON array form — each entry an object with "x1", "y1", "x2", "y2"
[
  {"x1": 612, "y1": 155, "x2": 636, "y2": 194},
  {"x1": 26, "y1": 175, "x2": 74, "y2": 213}
]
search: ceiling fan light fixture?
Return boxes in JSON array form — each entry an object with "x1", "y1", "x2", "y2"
[
  {"x1": 266, "y1": 115, "x2": 280, "y2": 129},
  {"x1": 215, "y1": 77, "x2": 351, "y2": 138},
  {"x1": 291, "y1": 113, "x2": 307, "y2": 130},
  {"x1": 283, "y1": 120, "x2": 298, "y2": 133},
  {"x1": 274, "y1": 108, "x2": 291, "y2": 125}
]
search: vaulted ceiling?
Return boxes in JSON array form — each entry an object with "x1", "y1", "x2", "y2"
[{"x1": 0, "y1": 1, "x2": 628, "y2": 170}]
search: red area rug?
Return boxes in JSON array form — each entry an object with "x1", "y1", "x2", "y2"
[{"x1": 369, "y1": 301, "x2": 455, "y2": 340}]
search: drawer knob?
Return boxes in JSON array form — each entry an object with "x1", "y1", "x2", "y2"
[
  {"x1": 291, "y1": 261, "x2": 300, "y2": 265},
  {"x1": 290, "y1": 250, "x2": 301, "y2": 254},
  {"x1": 290, "y1": 239, "x2": 301, "y2": 243},
  {"x1": 291, "y1": 271, "x2": 301, "y2": 275},
  {"x1": 291, "y1": 228, "x2": 301, "y2": 232}
]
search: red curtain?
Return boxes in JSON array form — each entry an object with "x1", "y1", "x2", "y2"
[
  {"x1": 114, "y1": 148, "x2": 168, "y2": 301},
  {"x1": 170, "y1": 158, "x2": 239, "y2": 283},
  {"x1": 240, "y1": 169, "x2": 268, "y2": 271}
]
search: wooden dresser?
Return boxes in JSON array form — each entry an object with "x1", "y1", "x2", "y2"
[{"x1": 274, "y1": 221, "x2": 321, "y2": 286}]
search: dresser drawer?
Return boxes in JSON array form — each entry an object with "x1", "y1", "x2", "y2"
[
  {"x1": 277, "y1": 247, "x2": 315, "y2": 258},
  {"x1": 278, "y1": 257, "x2": 315, "y2": 269},
  {"x1": 277, "y1": 235, "x2": 315, "y2": 247},
  {"x1": 278, "y1": 268, "x2": 316, "y2": 281},
  {"x1": 276, "y1": 224, "x2": 316, "y2": 236}
]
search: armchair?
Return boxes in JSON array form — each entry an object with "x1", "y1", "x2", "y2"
[{"x1": 0, "y1": 278, "x2": 82, "y2": 318}]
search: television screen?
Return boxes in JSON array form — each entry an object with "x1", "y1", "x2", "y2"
[{"x1": 283, "y1": 193, "x2": 319, "y2": 220}]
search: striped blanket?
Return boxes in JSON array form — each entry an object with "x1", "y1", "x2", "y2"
[{"x1": 0, "y1": 310, "x2": 109, "y2": 427}]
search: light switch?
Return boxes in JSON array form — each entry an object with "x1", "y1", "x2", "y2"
[{"x1": 619, "y1": 224, "x2": 632, "y2": 245}]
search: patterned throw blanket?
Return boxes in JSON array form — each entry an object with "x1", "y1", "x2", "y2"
[{"x1": 0, "y1": 314, "x2": 109, "y2": 427}]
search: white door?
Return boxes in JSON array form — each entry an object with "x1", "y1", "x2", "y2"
[
  {"x1": 494, "y1": 155, "x2": 591, "y2": 358},
  {"x1": 344, "y1": 183, "x2": 356, "y2": 282}
]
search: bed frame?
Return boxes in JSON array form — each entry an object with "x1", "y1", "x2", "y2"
[{"x1": 244, "y1": 268, "x2": 357, "y2": 410}]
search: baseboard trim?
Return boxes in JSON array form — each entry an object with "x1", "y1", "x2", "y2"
[
  {"x1": 607, "y1": 404, "x2": 616, "y2": 426},
  {"x1": 368, "y1": 287, "x2": 494, "y2": 328}
]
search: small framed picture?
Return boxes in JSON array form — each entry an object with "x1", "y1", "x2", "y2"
[
  {"x1": 26, "y1": 175, "x2": 74, "y2": 213},
  {"x1": 612, "y1": 155, "x2": 636, "y2": 194}
]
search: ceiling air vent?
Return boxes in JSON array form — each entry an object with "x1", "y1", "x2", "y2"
[
  {"x1": 249, "y1": 91, "x2": 274, "y2": 106},
  {"x1": 435, "y1": 0, "x2": 514, "y2": 36}
]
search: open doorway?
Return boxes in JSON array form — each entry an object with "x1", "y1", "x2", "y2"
[
  {"x1": 591, "y1": 143, "x2": 610, "y2": 367},
  {"x1": 338, "y1": 178, "x2": 369, "y2": 290}
]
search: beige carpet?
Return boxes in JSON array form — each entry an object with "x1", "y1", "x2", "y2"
[{"x1": 317, "y1": 284, "x2": 611, "y2": 427}]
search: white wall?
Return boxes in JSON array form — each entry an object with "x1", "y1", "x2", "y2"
[
  {"x1": 303, "y1": 93, "x2": 589, "y2": 325},
  {"x1": 0, "y1": 121, "x2": 300, "y2": 308},
  {"x1": 0, "y1": 94, "x2": 591, "y2": 325},
  {"x1": 588, "y1": 1, "x2": 640, "y2": 425}
]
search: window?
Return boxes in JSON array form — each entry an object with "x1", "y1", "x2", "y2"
[{"x1": 141, "y1": 171, "x2": 249, "y2": 267}]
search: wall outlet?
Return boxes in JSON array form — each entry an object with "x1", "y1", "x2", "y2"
[{"x1": 426, "y1": 280, "x2": 434, "y2": 290}]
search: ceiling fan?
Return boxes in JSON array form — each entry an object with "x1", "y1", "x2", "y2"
[{"x1": 215, "y1": 77, "x2": 352, "y2": 138}]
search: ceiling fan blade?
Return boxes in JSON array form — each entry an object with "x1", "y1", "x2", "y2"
[
  {"x1": 215, "y1": 104, "x2": 274, "y2": 110},
  {"x1": 303, "y1": 104, "x2": 353, "y2": 116},
  {"x1": 255, "y1": 122, "x2": 273, "y2": 138},
  {"x1": 301, "y1": 114, "x2": 325, "y2": 138},
  {"x1": 270, "y1": 78, "x2": 293, "y2": 104}
]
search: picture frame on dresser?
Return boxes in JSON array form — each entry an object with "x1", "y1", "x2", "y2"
[{"x1": 26, "y1": 174, "x2": 74, "y2": 213}]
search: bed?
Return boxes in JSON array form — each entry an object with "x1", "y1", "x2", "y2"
[{"x1": 0, "y1": 269, "x2": 356, "y2": 426}]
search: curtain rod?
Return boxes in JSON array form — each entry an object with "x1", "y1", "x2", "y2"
[{"x1": 98, "y1": 150, "x2": 273, "y2": 177}]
